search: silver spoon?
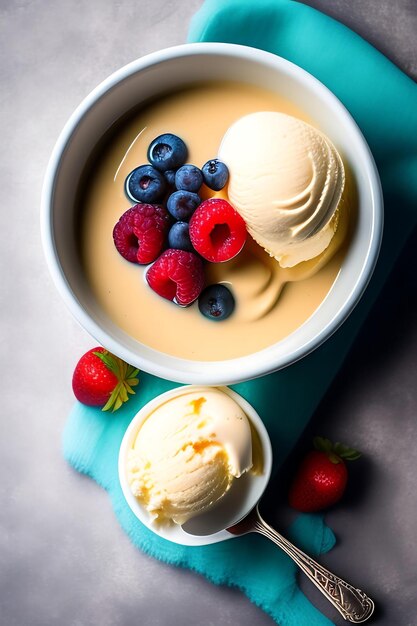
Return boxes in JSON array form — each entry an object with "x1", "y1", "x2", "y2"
[{"x1": 227, "y1": 504, "x2": 375, "y2": 624}]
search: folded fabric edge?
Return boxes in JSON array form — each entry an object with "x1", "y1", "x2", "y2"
[{"x1": 187, "y1": 0, "x2": 416, "y2": 91}]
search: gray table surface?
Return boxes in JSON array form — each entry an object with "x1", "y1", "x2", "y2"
[{"x1": 1, "y1": 1, "x2": 416, "y2": 625}]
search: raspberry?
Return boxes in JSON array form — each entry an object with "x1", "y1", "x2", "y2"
[
  {"x1": 146, "y1": 249, "x2": 205, "y2": 306},
  {"x1": 189, "y1": 198, "x2": 247, "y2": 262},
  {"x1": 113, "y1": 204, "x2": 170, "y2": 264}
]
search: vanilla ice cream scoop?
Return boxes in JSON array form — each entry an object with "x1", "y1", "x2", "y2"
[
  {"x1": 127, "y1": 387, "x2": 253, "y2": 525},
  {"x1": 219, "y1": 112, "x2": 345, "y2": 267}
]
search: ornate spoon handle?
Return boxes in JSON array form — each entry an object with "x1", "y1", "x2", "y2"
[{"x1": 252, "y1": 506, "x2": 374, "y2": 623}]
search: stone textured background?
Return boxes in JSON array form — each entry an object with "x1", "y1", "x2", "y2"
[{"x1": 1, "y1": 1, "x2": 416, "y2": 625}]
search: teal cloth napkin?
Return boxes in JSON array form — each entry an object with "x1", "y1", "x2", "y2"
[{"x1": 63, "y1": 1, "x2": 417, "y2": 625}]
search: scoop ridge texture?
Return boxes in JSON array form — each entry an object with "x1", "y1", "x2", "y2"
[
  {"x1": 219, "y1": 112, "x2": 345, "y2": 267},
  {"x1": 127, "y1": 388, "x2": 253, "y2": 524}
]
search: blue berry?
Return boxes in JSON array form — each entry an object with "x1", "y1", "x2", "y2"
[
  {"x1": 167, "y1": 190, "x2": 201, "y2": 221},
  {"x1": 198, "y1": 284, "x2": 235, "y2": 321},
  {"x1": 125, "y1": 165, "x2": 166, "y2": 203},
  {"x1": 164, "y1": 170, "x2": 177, "y2": 187},
  {"x1": 202, "y1": 159, "x2": 229, "y2": 191},
  {"x1": 147, "y1": 133, "x2": 188, "y2": 172},
  {"x1": 168, "y1": 221, "x2": 193, "y2": 252},
  {"x1": 175, "y1": 164, "x2": 203, "y2": 192}
]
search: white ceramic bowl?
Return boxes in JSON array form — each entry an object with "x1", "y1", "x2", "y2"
[
  {"x1": 118, "y1": 386, "x2": 273, "y2": 546},
  {"x1": 41, "y1": 43, "x2": 383, "y2": 385}
]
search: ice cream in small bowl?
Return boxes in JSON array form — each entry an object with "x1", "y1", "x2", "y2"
[{"x1": 118, "y1": 385, "x2": 272, "y2": 546}]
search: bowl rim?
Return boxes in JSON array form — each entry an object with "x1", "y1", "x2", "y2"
[
  {"x1": 41, "y1": 42, "x2": 384, "y2": 385},
  {"x1": 117, "y1": 385, "x2": 273, "y2": 546}
]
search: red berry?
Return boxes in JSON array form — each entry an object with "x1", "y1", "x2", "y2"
[
  {"x1": 146, "y1": 249, "x2": 205, "y2": 306},
  {"x1": 72, "y1": 348, "x2": 116, "y2": 406},
  {"x1": 289, "y1": 451, "x2": 348, "y2": 512},
  {"x1": 189, "y1": 198, "x2": 247, "y2": 262},
  {"x1": 288, "y1": 438, "x2": 361, "y2": 512},
  {"x1": 72, "y1": 347, "x2": 139, "y2": 412},
  {"x1": 113, "y1": 204, "x2": 170, "y2": 264}
]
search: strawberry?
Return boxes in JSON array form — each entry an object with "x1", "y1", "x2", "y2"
[
  {"x1": 288, "y1": 437, "x2": 361, "y2": 512},
  {"x1": 72, "y1": 347, "x2": 139, "y2": 412}
]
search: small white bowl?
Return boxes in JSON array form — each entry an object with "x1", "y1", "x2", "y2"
[
  {"x1": 41, "y1": 43, "x2": 383, "y2": 385},
  {"x1": 118, "y1": 385, "x2": 273, "y2": 546}
]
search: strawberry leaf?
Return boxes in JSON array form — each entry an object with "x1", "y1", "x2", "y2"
[
  {"x1": 343, "y1": 451, "x2": 362, "y2": 461},
  {"x1": 127, "y1": 366, "x2": 139, "y2": 379},
  {"x1": 333, "y1": 442, "x2": 345, "y2": 456},
  {"x1": 313, "y1": 436, "x2": 333, "y2": 453},
  {"x1": 92, "y1": 349, "x2": 140, "y2": 413},
  {"x1": 328, "y1": 452, "x2": 342, "y2": 464},
  {"x1": 102, "y1": 384, "x2": 121, "y2": 412},
  {"x1": 120, "y1": 384, "x2": 129, "y2": 403},
  {"x1": 114, "y1": 357, "x2": 122, "y2": 380},
  {"x1": 113, "y1": 395, "x2": 123, "y2": 412},
  {"x1": 334, "y1": 442, "x2": 361, "y2": 460},
  {"x1": 124, "y1": 382, "x2": 136, "y2": 395},
  {"x1": 120, "y1": 360, "x2": 128, "y2": 381},
  {"x1": 314, "y1": 438, "x2": 361, "y2": 462},
  {"x1": 93, "y1": 351, "x2": 120, "y2": 377}
]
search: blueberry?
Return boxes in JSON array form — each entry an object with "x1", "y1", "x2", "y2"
[
  {"x1": 167, "y1": 190, "x2": 200, "y2": 221},
  {"x1": 164, "y1": 169, "x2": 177, "y2": 187},
  {"x1": 198, "y1": 285, "x2": 235, "y2": 321},
  {"x1": 175, "y1": 164, "x2": 203, "y2": 192},
  {"x1": 125, "y1": 164, "x2": 166, "y2": 203},
  {"x1": 202, "y1": 159, "x2": 229, "y2": 191},
  {"x1": 168, "y1": 221, "x2": 193, "y2": 252},
  {"x1": 147, "y1": 133, "x2": 188, "y2": 172}
]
